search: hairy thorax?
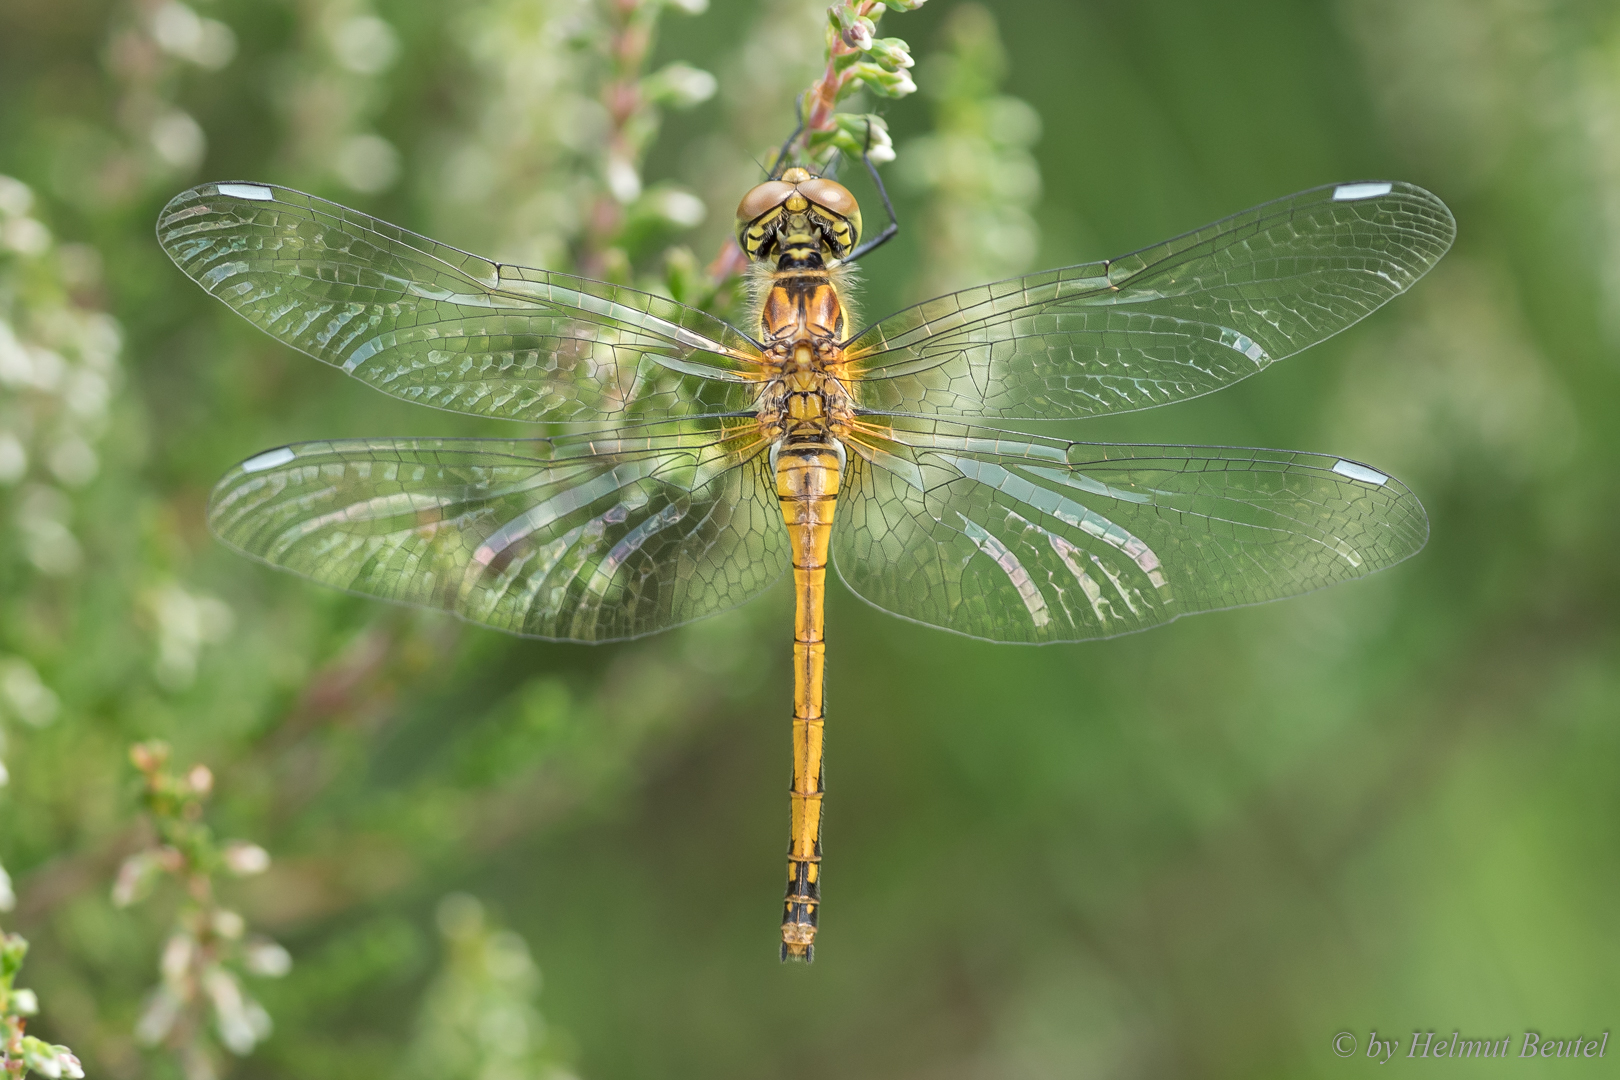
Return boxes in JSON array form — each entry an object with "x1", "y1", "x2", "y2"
[{"x1": 754, "y1": 268, "x2": 855, "y2": 446}]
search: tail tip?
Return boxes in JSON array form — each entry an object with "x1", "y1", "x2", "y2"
[
  {"x1": 781, "y1": 923, "x2": 816, "y2": 963},
  {"x1": 780, "y1": 941, "x2": 814, "y2": 963}
]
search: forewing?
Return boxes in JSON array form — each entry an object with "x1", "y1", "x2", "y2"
[
  {"x1": 159, "y1": 182, "x2": 763, "y2": 423},
  {"x1": 844, "y1": 182, "x2": 1454, "y2": 419},
  {"x1": 209, "y1": 424, "x2": 785, "y2": 642},
  {"x1": 835, "y1": 420, "x2": 1427, "y2": 643}
]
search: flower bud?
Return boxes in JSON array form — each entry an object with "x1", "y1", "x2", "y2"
[
  {"x1": 843, "y1": 16, "x2": 875, "y2": 51},
  {"x1": 185, "y1": 763, "x2": 213, "y2": 795},
  {"x1": 647, "y1": 187, "x2": 706, "y2": 228},
  {"x1": 135, "y1": 987, "x2": 182, "y2": 1045},
  {"x1": 243, "y1": 938, "x2": 292, "y2": 978},
  {"x1": 830, "y1": 113, "x2": 896, "y2": 162},
  {"x1": 1, "y1": 932, "x2": 29, "y2": 978},
  {"x1": 205, "y1": 967, "x2": 271, "y2": 1054},
  {"x1": 212, "y1": 908, "x2": 246, "y2": 940},
  {"x1": 222, "y1": 841, "x2": 270, "y2": 876},
  {"x1": 864, "y1": 37, "x2": 914, "y2": 71},
  {"x1": 129, "y1": 740, "x2": 169, "y2": 774},
  {"x1": 21, "y1": 1038, "x2": 83, "y2": 1080},
  {"x1": 112, "y1": 851, "x2": 162, "y2": 907},
  {"x1": 160, "y1": 932, "x2": 193, "y2": 982},
  {"x1": 852, "y1": 61, "x2": 917, "y2": 98},
  {"x1": 642, "y1": 62, "x2": 717, "y2": 108}
]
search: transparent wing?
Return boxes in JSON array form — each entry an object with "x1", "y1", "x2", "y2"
[
  {"x1": 835, "y1": 419, "x2": 1427, "y2": 643},
  {"x1": 159, "y1": 182, "x2": 764, "y2": 424},
  {"x1": 844, "y1": 182, "x2": 1454, "y2": 420},
  {"x1": 208, "y1": 423, "x2": 786, "y2": 642}
]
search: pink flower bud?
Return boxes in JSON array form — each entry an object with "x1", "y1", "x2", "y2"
[{"x1": 844, "y1": 17, "x2": 875, "y2": 50}]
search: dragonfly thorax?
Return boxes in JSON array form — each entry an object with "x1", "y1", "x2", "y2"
[{"x1": 754, "y1": 267, "x2": 854, "y2": 446}]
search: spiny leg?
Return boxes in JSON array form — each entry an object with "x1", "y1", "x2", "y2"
[{"x1": 842, "y1": 122, "x2": 899, "y2": 263}]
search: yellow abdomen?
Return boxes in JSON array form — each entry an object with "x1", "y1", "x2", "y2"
[{"x1": 776, "y1": 444, "x2": 839, "y2": 960}]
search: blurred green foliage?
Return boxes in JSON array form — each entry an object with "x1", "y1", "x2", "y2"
[{"x1": 1, "y1": 0, "x2": 1619, "y2": 1078}]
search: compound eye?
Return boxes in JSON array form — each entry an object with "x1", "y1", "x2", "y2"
[
  {"x1": 797, "y1": 177, "x2": 858, "y2": 219},
  {"x1": 736, "y1": 181, "x2": 796, "y2": 225}
]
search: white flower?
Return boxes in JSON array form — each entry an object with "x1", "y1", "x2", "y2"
[
  {"x1": 0, "y1": 176, "x2": 34, "y2": 218},
  {"x1": 243, "y1": 938, "x2": 292, "y2": 978},
  {"x1": 222, "y1": 841, "x2": 270, "y2": 876},
  {"x1": 647, "y1": 187, "x2": 706, "y2": 228},
  {"x1": 334, "y1": 134, "x2": 401, "y2": 195},
  {"x1": 161, "y1": 932, "x2": 195, "y2": 983},
  {"x1": 205, "y1": 968, "x2": 271, "y2": 1054},
  {"x1": 135, "y1": 986, "x2": 183, "y2": 1045},
  {"x1": 0, "y1": 657, "x2": 59, "y2": 727},
  {"x1": 212, "y1": 908, "x2": 245, "y2": 940},
  {"x1": 329, "y1": 15, "x2": 398, "y2": 75},
  {"x1": 643, "y1": 62, "x2": 717, "y2": 108}
]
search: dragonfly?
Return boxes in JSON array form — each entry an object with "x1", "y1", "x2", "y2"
[{"x1": 159, "y1": 164, "x2": 1452, "y2": 962}]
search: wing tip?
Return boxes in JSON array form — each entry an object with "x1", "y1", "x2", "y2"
[
  {"x1": 156, "y1": 181, "x2": 283, "y2": 253},
  {"x1": 1328, "y1": 178, "x2": 1457, "y2": 256}
]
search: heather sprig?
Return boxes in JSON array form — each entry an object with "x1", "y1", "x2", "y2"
[
  {"x1": 0, "y1": 933, "x2": 81, "y2": 1079},
  {"x1": 581, "y1": 0, "x2": 719, "y2": 279},
  {"x1": 115, "y1": 742, "x2": 289, "y2": 1080},
  {"x1": 793, "y1": 0, "x2": 927, "y2": 169},
  {"x1": 896, "y1": 3, "x2": 1043, "y2": 297},
  {"x1": 408, "y1": 895, "x2": 570, "y2": 1080}
]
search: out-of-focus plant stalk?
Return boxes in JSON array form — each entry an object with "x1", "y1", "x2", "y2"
[
  {"x1": 278, "y1": 0, "x2": 406, "y2": 194},
  {"x1": 90, "y1": 0, "x2": 236, "y2": 206},
  {"x1": 897, "y1": 3, "x2": 1042, "y2": 298},
  {"x1": 407, "y1": 894, "x2": 570, "y2": 1080},
  {"x1": 115, "y1": 742, "x2": 289, "y2": 1080},
  {"x1": 582, "y1": 0, "x2": 718, "y2": 280},
  {"x1": 582, "y1": 0, "x2": 660, "y2": 279}
]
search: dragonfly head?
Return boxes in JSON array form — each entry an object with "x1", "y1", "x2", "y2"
[{"x1": 736, "y1": 167, "x2": 863, "y2": 268}]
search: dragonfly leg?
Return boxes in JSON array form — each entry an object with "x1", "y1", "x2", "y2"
[{"x1": 842, "y1": 123, "x2": 899, "y2": 264}]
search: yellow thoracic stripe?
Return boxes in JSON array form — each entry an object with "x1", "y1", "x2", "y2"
[
  {"x1": 743, "y1": 208, "x2": 856, "y2": 261},
  {"x1": 743, "y1": 208, "x2": 783, "y2": 258}
]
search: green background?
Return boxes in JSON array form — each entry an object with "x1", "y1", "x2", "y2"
[{"x1": 1, "y1": 0, "x2": 1616, "y2": 1076}]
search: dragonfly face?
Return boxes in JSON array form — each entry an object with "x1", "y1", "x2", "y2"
[
  {"x1": 160, "y1": 174, "x2": 1454, "y2": 964},
  {"x1": 736, "y1": 166, "x2": 863, "y2": 266}
]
